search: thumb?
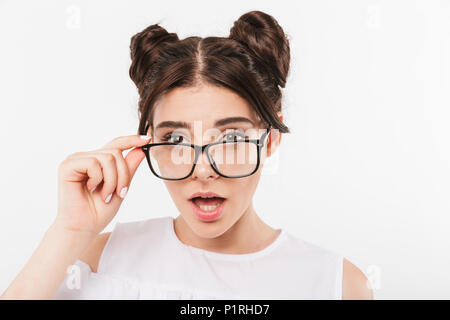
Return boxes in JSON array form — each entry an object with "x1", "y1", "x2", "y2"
[{"x1": 124, "y1": 147, "x2": 147, "y2": 180}]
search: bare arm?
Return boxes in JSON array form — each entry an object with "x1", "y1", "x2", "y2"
[
  {"x1": 78, "y1": 232, "x2": 111, "y2": 273},
  {"x1": 0, "y1": 134, "x2": 156, "y2": 300},
  {"x1": 0, "y1": 222, "x2": 95, "y2": 300}
]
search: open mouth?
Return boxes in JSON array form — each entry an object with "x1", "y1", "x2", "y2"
[
  {"x1": 189, "y1": 196, "x2": 227, "y2": 221},
  {"x1": 190, "y1": 196, "x2": 225, "y2": 211}
]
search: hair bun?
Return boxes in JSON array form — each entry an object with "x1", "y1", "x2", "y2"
[
  {"x1": 229, "y1": 11, "x2": 290, "y2": 88},
  {"x1": 129, "y1": 24, "x2": 179, "y2": 93}
]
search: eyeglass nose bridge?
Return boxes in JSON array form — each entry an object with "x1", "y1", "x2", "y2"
[{"x1": 190, "y1": 143, "x2": 218, "y2": 177}]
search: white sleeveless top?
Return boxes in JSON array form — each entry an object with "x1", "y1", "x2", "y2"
[{"x1": 54, "y1": 216, "x2": 344, "y2": 299}]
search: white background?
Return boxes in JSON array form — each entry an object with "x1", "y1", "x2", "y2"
[{"x1": 1, "y1": 0, "x2": 449, "y2": 299}]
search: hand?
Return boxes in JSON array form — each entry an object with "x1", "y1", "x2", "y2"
[{"x1": 55, "y1": 134, "x2": 152, "y2": 236}]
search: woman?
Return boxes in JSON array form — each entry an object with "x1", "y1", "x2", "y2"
[{"x1": 1, "y1": 10, "x2": 372, "y2": 300}]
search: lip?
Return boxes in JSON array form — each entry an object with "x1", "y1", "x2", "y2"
[
  {"x1": 189, "y1": 198, "x2": 226, "y2": 222},
  {"x1": 188, "y1": 191, "x2": 226, "y2": 200}
]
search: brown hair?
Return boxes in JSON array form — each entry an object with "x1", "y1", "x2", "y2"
[{"x1": 129, "y1": 10, "x2": 291, "y2": 135}]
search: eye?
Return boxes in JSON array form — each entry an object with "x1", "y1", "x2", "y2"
[
  {"x1": 161, "y1": 129, "x2": 248, "y2": 144},
  {"x1": 161, "y1": 132, "x2": 186, "y2": 144},
  {"x1": 222, "y1": 129, "x2": 247, "y2": 142}
]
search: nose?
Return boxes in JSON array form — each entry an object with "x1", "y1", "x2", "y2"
[{"x1": 190, "y1": 150, "x2": 218, "y2": 180}]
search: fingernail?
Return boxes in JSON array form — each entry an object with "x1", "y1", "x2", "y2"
[
  {"x1": 120, "y1": 187, "x2": 128, "y2": 199},
  {"x1": 105, "y1": 193, "x2": 112, "y2": 203},
  {"x1": 140, "y1": 135, "x2": 151, "y2": 140}
]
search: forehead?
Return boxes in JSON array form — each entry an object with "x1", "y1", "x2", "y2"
[{"x1": 153, "y1": 85, "x2": 259, "y2": 128}]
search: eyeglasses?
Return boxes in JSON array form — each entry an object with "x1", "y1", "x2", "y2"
[{"x1": 141, "y1": 125, "x2": 272, "y2": 180}]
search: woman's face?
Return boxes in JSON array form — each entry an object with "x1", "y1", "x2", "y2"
[{"x1": 148, "y1": 84, "x2": 281, "y2": 238}]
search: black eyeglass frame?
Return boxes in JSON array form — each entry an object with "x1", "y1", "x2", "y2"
[{"x1": 141, "y1": 125, "x2": 272, "y2": 180}]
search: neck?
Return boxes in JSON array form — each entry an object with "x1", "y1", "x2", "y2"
[{"x1": 173, "y1": 201, "x2": 280, "y2": 254}]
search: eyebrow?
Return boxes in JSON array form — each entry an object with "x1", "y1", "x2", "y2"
[{"x1": 154, "y1": 116, "x2": 255, "y2": 131}]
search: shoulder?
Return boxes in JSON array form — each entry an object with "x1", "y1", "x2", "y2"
[
  {"x1": 79, "y1": 232, "x2": 111, "y2": 273},
  {"x1": 342, "y1": 258, "x2": 373, "y2": 299}
]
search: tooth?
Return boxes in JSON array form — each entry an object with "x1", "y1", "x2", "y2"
[{"x1": 199, "y1": 204, "x2": 220, "y2": 211}]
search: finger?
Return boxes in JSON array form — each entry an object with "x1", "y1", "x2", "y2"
[
  {"x1": 59, "y1": 157, "x2": 103, "y2": 191},
  {"x1": 96, "y1": 149, "x2": 131, "y2": 199},
  {"x1": 101, "y1": 134, "x2": 152, "y2": 152},
  {"x1": 95, "y1": 153, "x2": 118, "y2": 203},
  {"x1": 124, "y1": 145, "x2": 148, "y2": 180},
  {"x1": 83, "y1": 159, "x2": 104, "y2": 192}
]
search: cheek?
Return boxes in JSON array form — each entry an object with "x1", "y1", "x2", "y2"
[
  {"x1": 164, "y1": 182, "x2": 185, "y2": 205},
  {"x1": 228, "y1": 174, "x2": 261, "y2": 203}
]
